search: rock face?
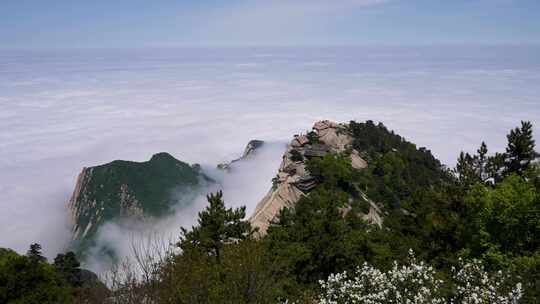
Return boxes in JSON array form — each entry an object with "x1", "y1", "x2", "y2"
[
  {"x1": 249, "y1": 120, "x2": 376, "y2": 234},
  {"x1": 217, "y1": 140, "x2": 265, "y2": 171},
  {"x1": 68, "y1": 152, "x2": 211, "y2": 250}
]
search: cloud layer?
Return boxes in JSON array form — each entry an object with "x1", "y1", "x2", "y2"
[{"x1": 0, "y1": 46, "x2": 539, "y2": 270}]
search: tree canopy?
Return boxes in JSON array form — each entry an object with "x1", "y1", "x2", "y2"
[
  {"x1": 2, "y1": 120, "x2": 539, "y2": 303},
  {"x1": 177, "y1": 190, "x2": 253, "y2": 260},
  {"x1": 1, "y1": 245, "x2": 73, "y2": 304}
]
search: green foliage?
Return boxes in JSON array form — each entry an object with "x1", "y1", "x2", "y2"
[
  {"x1": 73, "y1": 152, "x2": 210, "y2": 254},
  {"x1": 263, "y1": 121, "x2": 461, "y2": 297},
  {"x1": 456, "y1": 151, "x2": 481, "y2": 189},
  {"x1": 458, "y1": 172, "x2": 540, "y2": 302},
  {"x1": 5, "y1": 120, "x2": 538, "y2": 303},
  {"x1": 267, "y1": 188, "x2": 369, "y2": 289},
  {"x1": 54, "y1": 252, "x2": 82, "y2": 288},
  {"x1": 456, "y1": 121, "x2": 537, "y2": 187},
  {"x1": 455, "y1": 142, "x2": 490, "y2": 189},
  {"x1": 477, "y1": 141, "x2": 489, "y2": 181},
  {"x1": 83, "y1": 152, "x2": 205, "y2": 222},
  {"x1": 306, "y1": 154, "x2": 353, "y2": 190},
  {"x1": 306, "y1": 131, "x2": 319, "y2": 143},
  {"x1": 160, "y1": 241, "x2": 281, "y2": 304},
  {"x1": 271, "y1": 174, "x2": 279, "y2": 189},
  {"x1": 486, "y1": 152, "x2": 507, "y2": 184},
  {"x1": 27, "y1": 243, "x2": 47, "y2": 263},
  {"x1": 266, "y1": 154, "x2": 375, "y2": 297},
  {"x1": 463, "y1": 174, "x2": 540, "y2": 264},
  {"x1": 510, "y1": 250, "x2": 540, "y2": 303},
  {"x1": 159, "y1": 194, "x2": 281, "y2": 303},
  {"x1": 67, "y1": 120, "x2": 540, "y2": 302},
  {"x1": 505, "y1": 121, "x2": 537, "y2": 176},
  {"x1": 349, "y1": 121, "x2": 443, "y2": 176},
  {"x1": 178, "y1": 191, "x2": 253, "y2": 260},
  {"x1": 290, "y1": 149, "x2": 304, "y2": 162},
  {"x1": 265, "y1": 120, "x2": 539, "y2": 302},
  {"x1": 349, "y1": 120, "x2": 451, "y2": 209},
  {"x1": 0, "y1": 246, "x2": 73, "y2": 304}
]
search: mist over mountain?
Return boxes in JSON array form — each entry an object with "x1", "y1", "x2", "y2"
[
  {"x1": 1, "y1": 45, "x2": 539, "y2": 262},
  {"x1": 68, "y1": 141, "x2": 286, "y2": 273},
  {"x1": 2, "y1": 0, "x2": 540, "y2": 301}
]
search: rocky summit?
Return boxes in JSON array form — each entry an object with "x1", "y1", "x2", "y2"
[
  {"x1": 68, "y1": 152, "x2": 211, "y2": 251},
  {"x1": 249, "y1": 120, "x2": 380, "y2": 234},
  {"x1": 217, "y1": 139, "x2": 265, "y2": 171}
]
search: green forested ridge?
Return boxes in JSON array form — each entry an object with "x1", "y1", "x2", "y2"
[
  {"x1": 4, "y1": 120, "x2": 539, "y2": 303},
  {"x1": 82, "y1": 152, "x2": 207, "y2": 218},
  {"x1": 71, "y1": 152, "x2": 212, "y2": 254},
  {"x1": 349, "y1": 120, "x2": 452, "y2": 209}
]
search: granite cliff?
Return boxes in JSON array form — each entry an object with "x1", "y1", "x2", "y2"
[
  {"x1": 249, "y1": 120, "x2": 381, "y2": 234},
  {"x1": 68, "y1": 152, "x2": 211, "y2": 251}
]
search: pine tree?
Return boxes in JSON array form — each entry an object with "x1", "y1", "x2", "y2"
[
  {"x1": 456, "y1": 151, "x2": 479, "y2": 188},
  {"x1": 27, "y1": 243, "x2": 46, "y2": 263},
  {"x1": 476, "y1": 142, "x2": 489, "y2": 182},
  {"x1": 53, "y1": 251, "x2": 82, "y2": 287},
  {"x1": 307, "y1": 130, "x2": 319, "y2": 143},
  {"x1": 505, "y1": 121, "x2": 537, "y2": 176},
  {"x1": 178, "y1": 191, "x2": 252, "y2": 261},
  {"x1": 487, "y1": 152, "x2": 506, "y2": 184}
]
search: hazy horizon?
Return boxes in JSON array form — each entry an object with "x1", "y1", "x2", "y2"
[{"x1": 3, "y1": 1, "x2": 540, "y2": 48}]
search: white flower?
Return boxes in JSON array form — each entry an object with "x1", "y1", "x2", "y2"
[{"x1": 313, "y1": 250, "x2": 523, "y2": 304}]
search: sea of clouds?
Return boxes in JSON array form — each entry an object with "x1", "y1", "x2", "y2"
[{"x1": 0, "y1": 46, "x2": 539, "y2": 271}]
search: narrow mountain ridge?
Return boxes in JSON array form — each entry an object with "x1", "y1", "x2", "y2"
[
  {"x1": 249, "y1": 120, "x2": 379, "y2": 234},
  {"x1": 217, "y1": 139, "x2": 265, "y2": 171}
]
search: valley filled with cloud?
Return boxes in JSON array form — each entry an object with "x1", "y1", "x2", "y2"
[{"x1": 1, "y1": 46, "x2": 539, "y2": 269}]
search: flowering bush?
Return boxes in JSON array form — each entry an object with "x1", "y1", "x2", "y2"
[
  {"x1": 318, "y1": 250, "x2": 444, "y2": 304},
  {"x1": 317, "y1": 250, "x2": 523, "y2": 304},
  {"x1": 451, "y1": 258, "x2": 522, "y2": 304}
]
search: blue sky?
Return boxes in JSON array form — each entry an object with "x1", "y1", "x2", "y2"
[{"x1": 1, "y1": 0, "x2": 540, "y2": 48}]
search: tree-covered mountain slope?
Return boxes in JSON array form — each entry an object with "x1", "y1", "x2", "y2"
[
  {"x1": 68, "y1": 152, "x2": 211, "y2": 252},
  {"x1": 250, "y1": 120, "x2": 449, "y2": 234},
  {"x1": 261, "y1": 120, "x2": 539, "y2": 302},
  {"x1": 5, "y1": 120, "x2": 539, "y2": 303}
]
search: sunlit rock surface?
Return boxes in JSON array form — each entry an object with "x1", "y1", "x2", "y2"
[{"x1": 249, "y1": 120, "x2": 377, "y2": 235}]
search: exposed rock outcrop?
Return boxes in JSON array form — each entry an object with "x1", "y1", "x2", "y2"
[
  {"x1": 359, "y1": 192, "x2": 383, "y2": 227},
  {"x1": 313, "y1": 120, "x2": 352, "y2": 151},
  {"x1": 217, "y1": 140, "x2": 265, "y2": 171},
  {"x1": 249, "y1": 120, "x2": 375, "y2": 234},
  {"x1": 69, "y1": 167, "x2": 98, "y2": 241},
  {"x1": 351, "y1": 149, "x2": 368, "y2": 170}
]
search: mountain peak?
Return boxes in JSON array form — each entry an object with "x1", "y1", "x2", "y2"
[{"x1": 67, "y1": 153, "x2": 211, "y2": 255}]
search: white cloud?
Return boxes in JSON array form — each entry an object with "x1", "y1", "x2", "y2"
[
  {"x1": 84, "y1": 142, "x2": 286, "y2": 273},
  {"x1": 0, "y1": 46, "x2": 538, "y2": 271}
]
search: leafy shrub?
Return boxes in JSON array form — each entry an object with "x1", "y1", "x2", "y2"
[{"x1": 0, "y1": 248, "x2": 73, "y2": 304}]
